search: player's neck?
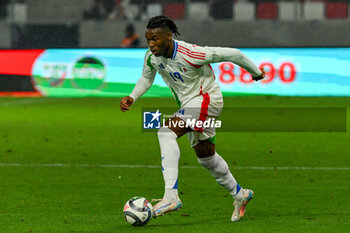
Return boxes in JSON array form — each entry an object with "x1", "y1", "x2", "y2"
[{"x1": 163, "y1": 40, "x2": 174, "y2": 58}]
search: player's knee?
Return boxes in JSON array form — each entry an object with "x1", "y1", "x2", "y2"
[{"x1": 157, "y1": 127, "x2": 177, "y2": 141}]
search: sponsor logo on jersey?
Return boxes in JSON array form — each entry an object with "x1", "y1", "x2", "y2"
[
  {"x1": 177, "y1": 63, "x2": 187, "y2": 73},
  {"x1": 177, "y1": 109, "x2": 185, "y2": 115}
]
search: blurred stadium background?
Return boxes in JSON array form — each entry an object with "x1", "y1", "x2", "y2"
[
  {"x1": 0, "y1": 0, "x2": 350, "y2": 97},
  {"x1": 1, "y1": 1, "x2": 349, "y2": 232},
  {"x1": 0, "y1": 0, "x2": 349, "y2": 48}
]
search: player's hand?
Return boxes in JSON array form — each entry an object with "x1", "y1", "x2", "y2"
[
  {"x1": 252, "y1": 67, "x2": 266, "y2": 81},
  {"x1": 120, "y1": 96, "x2": 134, "y2": 112}
]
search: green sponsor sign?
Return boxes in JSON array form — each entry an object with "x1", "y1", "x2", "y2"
[{"x1": 72, "y1": 57, "x2": 106, "y2": 90}]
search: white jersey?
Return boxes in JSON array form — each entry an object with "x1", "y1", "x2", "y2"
[{"x1": 130, "y1": 40, "x2": 261, "y2": 107}]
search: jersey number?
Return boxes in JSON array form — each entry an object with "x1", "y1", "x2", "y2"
[{"x1": 169, "y1": 72, "x2": 184, "y2": 82}]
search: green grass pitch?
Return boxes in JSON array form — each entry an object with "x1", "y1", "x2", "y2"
[{"x1": 0, "y1": 96, "x2": 349, "y2": 233}]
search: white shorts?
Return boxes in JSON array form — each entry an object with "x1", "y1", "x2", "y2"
[{"x1": 173, "y1": 91, "x2": 223, "y2": 147}]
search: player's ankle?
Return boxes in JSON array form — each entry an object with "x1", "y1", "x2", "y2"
[
  {"x1": 163, "y1": 188, "x2": 179, "y2": 201},
  {"x1": 231, "y1": 188, "x2": 244, "y2": 201}
]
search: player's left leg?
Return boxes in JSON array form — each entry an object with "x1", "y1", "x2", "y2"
[
  {"x1": 194, "y1": 140, "x2": 243, "y2": 200},
  {"x1": 193, "y1": 139, "x2": 254, "y2": 222}
]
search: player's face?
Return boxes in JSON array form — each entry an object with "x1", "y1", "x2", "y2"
[{"x1": 145, "y1": 28, "x2": 172, "y2": 57}]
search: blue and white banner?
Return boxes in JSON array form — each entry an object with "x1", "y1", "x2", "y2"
[{"x1": 30, "y1": 48, "x2": 350, "y2": 96}]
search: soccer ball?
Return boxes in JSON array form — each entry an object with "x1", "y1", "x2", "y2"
[{"x1": 123, "y1": 197, "x2": 153, "y2": 226}]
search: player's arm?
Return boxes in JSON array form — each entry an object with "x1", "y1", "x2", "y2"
[
  {"x1": 120, "y1": 52, "x2": 157, "y2": 112},
  {"x1": 199, "y1": 46, "x2": 265, "y2": 81}
]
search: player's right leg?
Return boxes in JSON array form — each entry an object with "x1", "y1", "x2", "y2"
[
  {"x1": 153, "y1": 117, "x2": 191, "y2": 217},
  {"x1": 187, "y1": 90, "x2": 253, "y2": 222},
  {"x1": 193, "y1": 139, "x2": 254, "y2": 222}
]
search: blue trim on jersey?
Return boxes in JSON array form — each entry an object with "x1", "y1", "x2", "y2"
[
  {"x1": 171, "y1": 40, "x2": 178, "y2": 59},
  {"x1": 236, "y1": 183, "x2": 241, "y2": 194},
  {"x1": 173, "y1": 179, "x2": 178, "y2": 189}
]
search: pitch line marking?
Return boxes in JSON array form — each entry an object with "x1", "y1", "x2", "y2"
[
  {"x1": 0, "y1": 99, "x2": 48, "y2": 106},
  {"x1": 0, "y1": 163, "x2": 348, "y2": 171},
  {"x1": 0, "y1": 98, "x2": 71, "y2": 106}
]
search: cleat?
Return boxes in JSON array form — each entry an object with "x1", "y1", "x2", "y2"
[
  {"x1": 152, "y1": 198, "x2": 183, "y2": 217},
  {"x1": 231, "y1": 189, "x2": 254, "y2": 222}
]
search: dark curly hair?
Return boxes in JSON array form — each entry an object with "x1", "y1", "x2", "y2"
[{"x1": 146, "y1": 15, "x2": 181, "y2": 37}]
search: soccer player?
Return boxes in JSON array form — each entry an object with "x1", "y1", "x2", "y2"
[{"x1": 120, "y1": 16, "x2": 265, "y2": 222}]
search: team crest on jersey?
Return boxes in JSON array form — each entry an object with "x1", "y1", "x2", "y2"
[{"x1": 177, "y1": 63, "x2": 187, "y2": 73}]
